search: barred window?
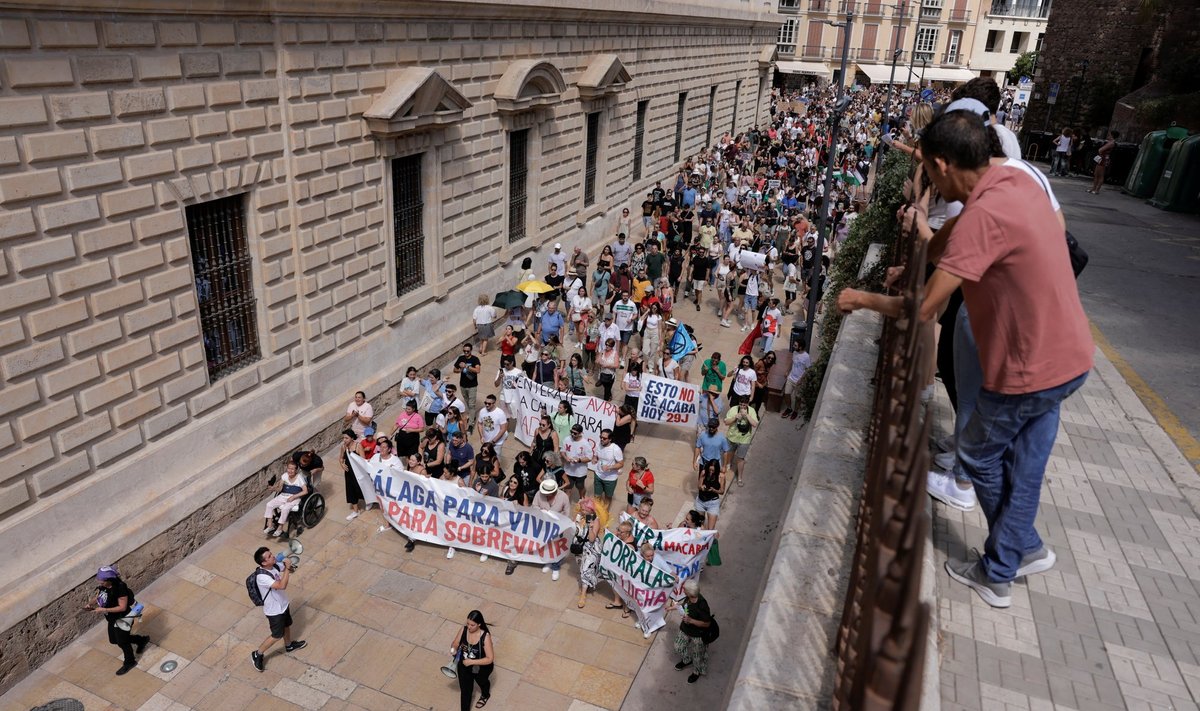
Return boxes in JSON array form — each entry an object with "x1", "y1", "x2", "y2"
[
  {"x1": 732, "y1": 80, "x2": 741, "y2": 134},
  {"x1": 584, "y1": 111, "x2": 600, "y2": 206},
  {"x1": 633, "y1": 100, "x2": 648, "y2": 181},
  {"x1": 674, "y1": 93, "x2": 687, "y2": 162},
  {"x1": 185, "y1": 194, "x2": 260, "y2": 381},
  {"x1": 706, "y1": 86, "x2": 717, "y2": 148},
  {"x1": 509, "y1": 129, "x2": 529, "y2": 243},
  {"x1": 392, "y1": 154, "x2": 425, "y2": 296}
]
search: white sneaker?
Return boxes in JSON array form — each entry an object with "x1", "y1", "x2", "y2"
[
  {"x1": 720, "y1": 320, "x2": 731, "y2": 328},
  {"x1": 271, "y1": 529, "x2": 283, "y2": 537},
  {"x1": 620, "y1": 360, "x2": 626, "y2": 368},
  {"x1": 926, "y1": 471, "x2": 977, "y2": 512},
  {"x1": 542, "y1": 565, "x2": 551, "y2": 573},
  {"x1": 446, "y1": 548, "x2": 456, "y2": 559},
  {"x1": 263, "y1": 526, "x2": 273, "y2": 535},
  {"x1": 551, "y1": 570, "x2": 560, "y2": 581},
  {"x1": 480, "y1": 554, "x2": 489, "y2": 562},
  {"x1": 345, "y1": 511, "x2": 360, "y2": 521},
  {"x1": 932, "y1": 450, "x2": 957, "y2": 471},
  {"x1": 740, "y1": 325, "x2": 748, "y2": 332}
]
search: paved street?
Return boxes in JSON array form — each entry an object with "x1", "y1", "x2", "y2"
[
  {"x1": 0, "y1": 276, "x2": 807, "y2": 711},
  {"x1": 1051, "y1": 173, "x2": 1200, "y2": 471},
  {"x1": 934, "y1": 170, "x2": 1200, "y2": 710}
]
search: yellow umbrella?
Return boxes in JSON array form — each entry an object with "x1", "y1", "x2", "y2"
[{"x1": 517, "y1": 279, "x2": 554, "y2": 294}]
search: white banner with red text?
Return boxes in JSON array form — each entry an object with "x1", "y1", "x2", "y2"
[
  {"x1": 635, "y1": 374, "x2": 701, "y2": 429},
  {"x1": 621, "y1": 513, "x2": 717, "y2": 600},
  {"x1": 597, "y1": 530, "x2": 679, "y2": 635},
  {"x1": 511, "y1": 376, "x2": 616, "y2": 452},
  {"x1": 349, "y1": 454, "x2": 575, "y2": 564}
]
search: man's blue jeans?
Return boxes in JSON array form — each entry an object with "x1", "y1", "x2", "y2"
[{"x1": 958, "y1": 370, "x2": 1088, "y2": 583}]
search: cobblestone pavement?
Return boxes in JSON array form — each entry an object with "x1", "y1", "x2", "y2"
[
  {"x1": 933, "y1": 344, "x2": 1200, "y2": 711},
  {"x1": 0, "y1": 276, "x2": 801, "y2": 710}
]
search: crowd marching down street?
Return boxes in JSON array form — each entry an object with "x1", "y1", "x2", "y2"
[{"x1": 89, "y1": 75, "x2": 1090, "y2": 711}]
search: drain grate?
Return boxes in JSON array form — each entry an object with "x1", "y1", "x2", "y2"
[{"x1": 31, "y1": 700, "x2": 85, "y2": 711}]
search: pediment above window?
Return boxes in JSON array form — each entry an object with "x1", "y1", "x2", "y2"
[
  {"x1": 494, "y1": 59, "x2": 566, "y2": 114},
  {"x1": 759, "y1": 45, "x2": 778, "y2": 71},
  {"x1": 363, "y1": 67, "x2": 471, "y2": 138},
  {"x1": 577, "y1": 54, "x2": 632, "y2": 100}
]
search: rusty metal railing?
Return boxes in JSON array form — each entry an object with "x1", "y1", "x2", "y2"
[{"x1": 833, "y1": 228, "x2": 932, "y2": 711}]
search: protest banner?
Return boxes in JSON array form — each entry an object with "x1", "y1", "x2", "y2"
[
  {"x1": 622, "y1": 513, "x2": 717, "y2": 599},
  {"x1": 737, "y1": 250, "x2": 768, "y2": 271},
  {"x1": 637, "y1": 374, "x2": 701, "y2": 428},
  {"x1": 511, "y1": 375, "x2": 616, "y2": 451},
  {"x1": 597, "y1": 530, "x2": 678, "y2": 635},
  {"x1": 349, "y1": 454, "x2": 575, "y2": 564}
]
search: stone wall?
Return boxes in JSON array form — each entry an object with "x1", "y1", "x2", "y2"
[
  {"x1": 0, "y1": 0, "x2": 779, "y2": 693},
  {"x1": 1021, "y1": 0, "x2": 1164, "y2": 135}
]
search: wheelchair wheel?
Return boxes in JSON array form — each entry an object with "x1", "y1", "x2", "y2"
[{"x1": 302, "y1": 493, "x2": 326, "y2": 528}]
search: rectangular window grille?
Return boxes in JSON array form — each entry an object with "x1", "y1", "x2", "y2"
[
  {"x1": 584, "y1": 111, "x2": 600, "y2": 206},
  {"x1": 674, "y1": 92, "x2": 687, "y2": 163},
  {"x1": 633, "y1": 100, "x2": 648, "y2": 181},
  {"x1": 706, "y1": 86, "x2": 717, "y2": 148},
  {"x1": 509, "y1": 129, "x2": 529, "y2": 243},
  {"x1": 185, "y1": 194, "x2": 260, "y2": 381},
  {"x1": 392, "y1": 154, "x2": 425, "y2": 296},
  {"x1": 732, "y1": 80, "x2": 741, "y2": 133}
]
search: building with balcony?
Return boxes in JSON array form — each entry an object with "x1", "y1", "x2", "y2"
[
  {"x1": 0, "y1": 0, "x2": 778, "y2": 692},
  {"x1": 967, "y1": 0, "x2": 1050, "y2": 84},
  {"x1": 774, "y1": 0, "x2": 978, "y2": 88}
]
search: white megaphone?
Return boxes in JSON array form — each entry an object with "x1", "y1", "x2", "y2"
[
  {"x1": 440, "y1": 649, "x2": 461, "y2": 678},
  {"x1": 284, "y1": 538, "x2": 303, "y2": 569}
]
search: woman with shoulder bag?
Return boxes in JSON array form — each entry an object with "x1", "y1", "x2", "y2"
[
  {"x1": 560, "y1": 353, "x2": 588, "y2": 396},
  {"x1": 667, "y1": 579, "x2": 717, "y2": 684},
  {"x1": 85, "y1": 566, "x2": 149, "y2": 676},
  {"x1": 596, "y1": 338, "x2": 620, "y2": 401}
]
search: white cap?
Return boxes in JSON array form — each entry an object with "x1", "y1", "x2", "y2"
[{"x1": 554, "y1": 242, "x2": 562, "y2": 250}]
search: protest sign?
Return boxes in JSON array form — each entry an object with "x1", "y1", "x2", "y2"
[
  {"x1": 767, "y1": 179, "x2": 781, "y2": 191},
  {"x1": 637, "y1": 374, "x2": 701, "y2": 428},
  {"x1": 349, "y1": 454, "x2": 575, "y2": 564},
  {"x1": 737, "y1": 250, "x2": 768, "y2": 271},
  {"x1": 622, "y1": 513, "x2": 717, "y2": 599},
  {"x1": 511, "y1": 376, "x2": 616, "y2": 452},
  {"x1": 597, "y1": 530, "x2": 678, "y2": 635}
]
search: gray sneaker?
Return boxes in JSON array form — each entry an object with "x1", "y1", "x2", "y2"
[
  {"x1": 945, "y1": 557, "x2": 1012, "y2": 608},
  {"x1": 1015, "y1": 546, "x2": 1056, "y2": 578}
]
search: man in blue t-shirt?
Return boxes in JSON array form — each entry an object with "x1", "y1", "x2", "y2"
[
  {"x1": 694, "y1": 418, "x2": 731, "y2": 471},
  {"x1": 537, "y1": 300, "x2": 565, "y2": 345}
]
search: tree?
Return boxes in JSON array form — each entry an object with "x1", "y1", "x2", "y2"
[{"x1": 1007, "y1": 52, "x2": 1038, "y2": 86}]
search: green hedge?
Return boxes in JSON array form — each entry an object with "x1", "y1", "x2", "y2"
[{"x1": 798, "y1": 150, "x2": 913, "y2": 420}]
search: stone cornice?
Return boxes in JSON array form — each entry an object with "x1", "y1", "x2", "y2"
[{"x1": 0, "y1": 0, "x2": 783, "y2": 29}]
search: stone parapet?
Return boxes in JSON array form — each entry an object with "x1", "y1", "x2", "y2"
[{"x1": 725, "y1": 310, "x2": 881, "y2": 708}]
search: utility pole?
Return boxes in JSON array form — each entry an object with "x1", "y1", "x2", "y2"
[
  {"x1": 805, "y1": 11, "x2": 853, "y2": 351},
  {"x1": 904, "y1": 2, "x2": 922, "y2": 91}
]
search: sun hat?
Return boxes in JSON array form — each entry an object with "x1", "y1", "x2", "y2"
[{"x1": 539, "y1": 480, "x2": 559, "y2": 495}]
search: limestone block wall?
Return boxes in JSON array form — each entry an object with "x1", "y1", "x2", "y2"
[{"x1": 0, "y1": 0, "x2": 778, "y2": 692}]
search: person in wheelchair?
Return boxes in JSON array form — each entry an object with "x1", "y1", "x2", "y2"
[{"x1": 263, "y1": 461, "x2": 308, "y2": 537}]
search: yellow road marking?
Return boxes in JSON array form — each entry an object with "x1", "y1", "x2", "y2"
[{"x1": 1091, "y1": 322, "x2": 1200, "y2": 474}]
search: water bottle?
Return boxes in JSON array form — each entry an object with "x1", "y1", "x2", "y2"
[{"x1": 275, "y1": 552, "x2": 286, "y2": 564}]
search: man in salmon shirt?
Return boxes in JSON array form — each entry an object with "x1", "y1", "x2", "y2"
[{"x1": 838, "y1": 109, "x2": 1093, "y2": 609}]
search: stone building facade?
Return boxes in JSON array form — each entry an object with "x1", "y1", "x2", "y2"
[{"x1": 0, "y1": 0, "x2": 778, "y2": 690}]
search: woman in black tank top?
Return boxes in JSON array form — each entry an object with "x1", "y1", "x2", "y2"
[
  {"x1": 450, "y1": 610, "x2": 494, "y2": 709},
  {"x1": 422, "y1": 427, "x2": 445, "y2": 479}
]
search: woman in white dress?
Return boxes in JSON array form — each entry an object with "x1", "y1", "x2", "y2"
[
  {"x1": 639, "y1": 302, "x2": 664, "y2": 375},
  {"x1": 568, "y1": 285, "x2": 593, "y2": 348}
]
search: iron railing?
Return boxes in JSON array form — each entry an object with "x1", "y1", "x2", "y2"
[
  {"x1": 633, "y1": 101, "x2": 648, "y2": 181},
  {"x1": 186, "y1": 194, "x2": 260, "y2": 381},
  {"x1": 392, "y1": 154, "x2": 425, "y2": 296},
  {"x1": 508, "y1": 129, "x2": 528, "y2": 243},
  {"x1": 832, "y1": 229, "x2": 932, "y2": 711},
  {"x1": 584, "y1": 111, "x2": 600, "y2": 206},
  {"x1": 810, "y1": 0, "x2": 831, "y2": 11},
  {"x1": 802, "y1": 45, "x2": 829, "y2": 59}
]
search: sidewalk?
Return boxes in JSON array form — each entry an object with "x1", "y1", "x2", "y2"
[
  {"x1": 0, "y1": 277, "x2": 806, "y2": 710},
  {"x1": 932, "y1": 339, "x2": 1200, "y2": 710}
]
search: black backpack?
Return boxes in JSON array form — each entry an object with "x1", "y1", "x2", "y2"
[{"x1": 245, "y1": 567, "x2": 274, "y2": 607}]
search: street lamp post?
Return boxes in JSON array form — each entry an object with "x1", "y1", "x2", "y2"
[
  {"x1": 805, "y1": 12, "x2": 854, "y2": 351},
  {"x1": 904, "y1": 4, "x2": 923, "y2": 91},
  {"x1": 920, "y1": 57, "x2": 928, "y2": 86},
  {"x1": 1071, "y1": 59, "x2": 1089, "y2": 125}
]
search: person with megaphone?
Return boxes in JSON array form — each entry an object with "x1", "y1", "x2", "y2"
[
  {"x1": 445, "y1": 610, "x2": 495, "y2": 709},
  {"x1": 250, "y1": 546, "x2": 306, "y2": 672}
]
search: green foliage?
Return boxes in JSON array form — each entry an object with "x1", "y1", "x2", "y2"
[
  {"x1": 798, "y1": 150, "x2": 912, "y2": 420},
  {"x1": 1007, "y1": 52, "x2": 1038, "y2": 86}
]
